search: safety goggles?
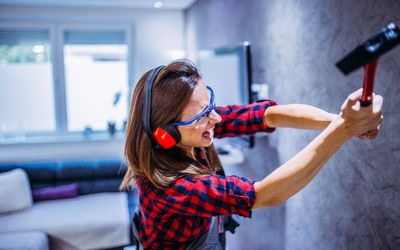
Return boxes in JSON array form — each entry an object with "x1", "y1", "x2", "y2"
[{"x1": 174, "y1": 86, "x2": 215, "y2": 128}]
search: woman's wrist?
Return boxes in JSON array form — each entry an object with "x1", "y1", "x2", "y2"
[
  {"x1": 327, "y1": 113, "x2": 338, "y2": 123},
  {"x1": 317, "y1": 112, "x2": 338, "y2": 130},
  {"x1": 326, "y1": 115, "x2": 352, "y2": 142}
]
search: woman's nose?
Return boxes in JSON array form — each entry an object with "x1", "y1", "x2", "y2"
[{"x1": 209, "y1": 110, "x2": 222, "y2": 124}]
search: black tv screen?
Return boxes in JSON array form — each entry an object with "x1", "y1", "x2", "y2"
[{"x1": 197, "y1": 42, "x2": 255, "y2": 147}]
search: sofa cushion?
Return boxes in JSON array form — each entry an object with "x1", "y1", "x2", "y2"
[
  {"x1": 0, "y1": 192, "x2": 130, "y2": 250},
  {"x1": 58, "y1": 161, "x2": 96, "y2": 180},
  {"x1": 96, "y1": 158, "x2": 126, "y2": 177},
  {"x1": 0, "y1": 169, "x2": 33, "y2": 214},
  {"x1": 21, "y1": 161, "x2": 58, "y2": 183},
  {"x1": 0, "y1": 231, "x2": 49, "y2": 250}
]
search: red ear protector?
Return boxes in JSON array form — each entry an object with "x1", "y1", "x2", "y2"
[{"x1": 142, "y1": 66, "x2": 181, "y2": 149}]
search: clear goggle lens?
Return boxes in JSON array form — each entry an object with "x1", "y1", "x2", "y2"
[
  {"x1": 174, "y1": 86, "x2": 216, "y2": 128},
  {"x1": 190, "y1": 105, "x2": 215, "y2": 128}
]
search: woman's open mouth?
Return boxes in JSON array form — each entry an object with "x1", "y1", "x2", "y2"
[{"x1": 202, "y1": 129, "x2": 214, "y2": 140}]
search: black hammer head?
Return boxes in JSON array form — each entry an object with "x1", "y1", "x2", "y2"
[{"x1": 336, "y1": 22, "x2": 400, "y2": 75}]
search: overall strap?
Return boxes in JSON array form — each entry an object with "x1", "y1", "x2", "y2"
[
  {"x1": 186, "y1": 216, "x2": 226, "y2": 250},
  {"x1": 132, "y1": 207, "x2": 144, "y2": 250}
]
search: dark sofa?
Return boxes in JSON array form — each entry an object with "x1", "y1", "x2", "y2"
[{"x1": 0, "y1": 159, "x2": 127, "y2": 194}]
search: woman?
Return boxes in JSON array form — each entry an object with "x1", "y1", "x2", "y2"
[{"x1": 120, "y1": 59, "x2": 383, "y2": 249}]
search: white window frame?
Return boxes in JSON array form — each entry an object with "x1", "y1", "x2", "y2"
[{"x1": 0, "y1": 20, "x2": 134, "y2": 143}]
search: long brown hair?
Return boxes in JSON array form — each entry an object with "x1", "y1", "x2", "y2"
[{"x1": 120, "y1": 59, "x2": 221, "y2": 190}]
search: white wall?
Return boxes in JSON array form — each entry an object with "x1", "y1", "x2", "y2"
[{"x1": 0, "y1": 5, "x2": 185, "y2": 162}]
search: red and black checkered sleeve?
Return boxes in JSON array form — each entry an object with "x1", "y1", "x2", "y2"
[
  {"x1": 214, "y1": 100, "x2": 277, "y2": 138},
  {"x1": 154, "y1": 175, "x2": 256, "y2": 218}
]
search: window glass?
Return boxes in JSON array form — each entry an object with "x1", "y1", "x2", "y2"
[
  {"x1": 0, "y1": 29, "x2": 55, "y2": 134},
  {"x1": 63, "y1": 30, "x2": 128, "y2": 132}
]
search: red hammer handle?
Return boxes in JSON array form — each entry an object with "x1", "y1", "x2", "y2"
[{"x1": 360, "y1": 60, "x2": 378, "y2": 106}]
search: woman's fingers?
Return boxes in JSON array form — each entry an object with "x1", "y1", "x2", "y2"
[
  {"x1": 355, "y1": 116, "x2": 382, "y2": 140},
  {"x1": 372, "y1": 95, "x2": 383, "y2": 114},
  {"x1": 348, "y1": 88, "x2": 363, "y2": 101},
  {"x1": 351, "y1": 114, "x2": 381, "y2": 135},
  {"x1": 342, "y1": 88, "x2": 363, "y2": 111},
  {"x1": 367, "y1": 129, "x2": 379, "y2": 139}
]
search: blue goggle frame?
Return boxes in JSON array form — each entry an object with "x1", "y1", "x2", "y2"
[{"x1": 174, "y1": 86, "x2": 215, "y2": 126}]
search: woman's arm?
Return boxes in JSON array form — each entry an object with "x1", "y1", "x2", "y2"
[
  {"x1": 253, "y1": 119, "x2": 348, "y2": 207},
  {"x1": 214, "y1": 100, "x2": 276, "y2": 138},
  {"x1": 253, "y1": 90, "x2": 383, "y2": 208},
  {"x1": 264, "y1": 104, "x2": 337, "y2": 130}
]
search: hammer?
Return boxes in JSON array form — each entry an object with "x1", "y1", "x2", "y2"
[{"x1": 336, "y1": 22, "x2": 400, "y2": 106}]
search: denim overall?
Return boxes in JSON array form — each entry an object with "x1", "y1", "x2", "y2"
[{"x1": 186, "y1": 216, "x2": 226, "y2": 250}]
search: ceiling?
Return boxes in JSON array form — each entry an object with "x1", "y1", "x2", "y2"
[{"x1": 0, "y1": 0, "x2": 198, "y2": 9}]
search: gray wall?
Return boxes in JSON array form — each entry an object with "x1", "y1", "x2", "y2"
[{"x1": 186, "y1": 0, "x2": 400, "y2": 249}]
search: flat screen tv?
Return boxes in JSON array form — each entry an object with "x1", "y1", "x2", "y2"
[{"x1": 197, "y1": 41, "x2": 255, "y2": 148}]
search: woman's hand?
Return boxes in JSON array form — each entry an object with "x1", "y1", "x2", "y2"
[
  {"x1": 335, "y1": 89, "x2": 383, "y2": 138},
  {"x1": 355, "y1": 127, "x2": 380, "y2": 140}
]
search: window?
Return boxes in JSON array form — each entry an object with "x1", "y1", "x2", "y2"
[
  {"x1": 0, "y1": 24, "x2": 131, "y2": 142},
  {"x1": 63, "y1": 30, "x2": 128, "y2": 132},
  {"x1": 0, "y1": 29, "x2": 55, "y2": 133}
]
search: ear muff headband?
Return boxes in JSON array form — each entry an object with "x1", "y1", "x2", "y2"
[
  {"x1": 143, "y1": 66, "x2": 165, "y2": 147},
  {"x1": 142, "y1": 66, "x2": 181, "y2": 149}
]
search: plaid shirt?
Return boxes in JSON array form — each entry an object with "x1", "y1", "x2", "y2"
[{"x1": 136, "y1": 100, "x2": 277, "y2": 249}]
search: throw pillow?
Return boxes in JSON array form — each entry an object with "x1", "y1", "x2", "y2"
[
  {"x1": 32, "y1": 183, "x2": 78, "y2": 202},
  {"x1": 0, "y1": 168, "x2": 33, "y2": 214}
]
